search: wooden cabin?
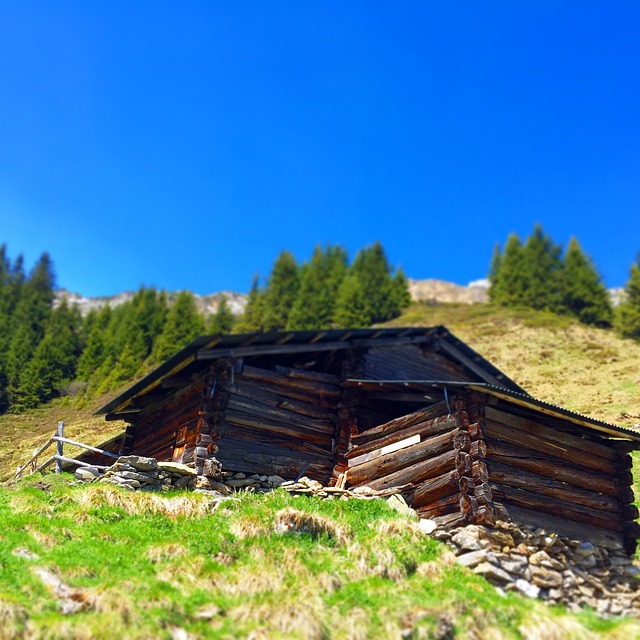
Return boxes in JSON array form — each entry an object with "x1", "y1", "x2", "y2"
[{"x1": 95, "y1": 326, "x2": 640, "y2": 553}]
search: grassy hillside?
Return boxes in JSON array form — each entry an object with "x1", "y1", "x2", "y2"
[
  {"x1": 2, "y1": 304, "x2": 640, "y2": 638},
  {"x1": 1, "y1": 474, "x2": 639, "y2": 639}
]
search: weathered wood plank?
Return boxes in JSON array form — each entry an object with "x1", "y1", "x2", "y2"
[
  {"x1": 350, "y1": 402, "x2": 450, "y2": 446},
  {"x1": 227, "y1": 395, "x2": 336, "y2": 435},
  {"x1": 346, "y1": 429, "x2": 457, "y2": 485},
  {"x1": 485, "y1": 405, "x2": 617, "y2": 461},
  {"x1": 224, "y1": 410, "x2": 333, "y2": 447},
  {"x1": 484, "y1": 438, "x2": 621, "y2": 496},
  {"x1": 489, "y1": 483, "x2": 623, "y2": 532},
  {"x1": 405, "y1": 470, "x2": 460, "y2": 509},
  {"x1": 241, "y1": 365, "x2": 341, "y2": 397},
  {"x1": 484, "y1": 420, "x2": 618, "y2": 475},
  {"x1": 351, "y1": 449, "x2": 457, "y2": 491}
]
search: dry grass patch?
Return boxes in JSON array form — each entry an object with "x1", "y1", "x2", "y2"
[
  {"x1": 231, "y1": 598, "x2": 327, "y2": 640},
  {"x1": 273, "y1": 507, "x2": 349, "y2": 543},
  {"x1": 146, "y1": 543, "x2": 187, "y2": 564},
  {"x1": 0, "y1": 599, "x2": 28, "y2": 640},
  {"x1": 75, "y1": 485, "x2": 215, "y2": 518}
]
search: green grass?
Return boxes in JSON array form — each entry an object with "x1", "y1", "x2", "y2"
[{"x1": 1, "y1": 476, "x2": 640, "y2": 639}]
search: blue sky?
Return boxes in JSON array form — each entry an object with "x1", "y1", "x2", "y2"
[{"x1": 1, "y1": 1, "x2": 639, "y2": 296}]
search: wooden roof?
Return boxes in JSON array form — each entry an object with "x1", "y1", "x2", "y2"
[{"x1": 96, "y1": 326, "x2": 525, "y2": 418}]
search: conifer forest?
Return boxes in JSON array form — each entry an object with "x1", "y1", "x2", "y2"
[{"x1": 1, "y1": 229, "x2": 639, "y2": 415}]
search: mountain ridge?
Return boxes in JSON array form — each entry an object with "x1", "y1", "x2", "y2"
[{"x1": 54, "y1": 278, "x2": 626, "y2": 316}]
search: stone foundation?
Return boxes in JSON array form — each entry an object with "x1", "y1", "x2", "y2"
[{"x1": 436, "y1": 521, "x2": 640, "y2": 617}]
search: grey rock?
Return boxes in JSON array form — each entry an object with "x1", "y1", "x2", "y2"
[
  {"x1": 515, "y1": 578, "x2": 540, "y2": 599},
  {"x1": 530, "y1": 566, "x2": 563, "y2": 588},
  {"x1": 574, "y1": 541, "x2": 595, "y2": 557},
  {"x1": 117, "y1": 470, "x2": 158, "y2": 482},
  {"x1": 116, "y1": 455, "x2": 158, "y2": 471},
  {"x1": 474, "y1": 562, "x2": 513, "y2": 583},
  {"x1": 386, "y1": 494, "x2": 419, "y2": 520},
  {"x1": 157, "y1": 461, "x2": 197, "y2": 476},
  {"x1": 75, "y1": 468, "x2": 101, "y2": 481},
  {"x1": 267, "y1": 474, "x2": 286, "y2": 487},
  {"x1": 452, "y1": 526, "x2": 487, "y2": 551},
  {"x1": 456, "y1": 549, "x2": 490, "y2": 568},
  {"x1": 419, "y1": 519, "x2": 437, "y2": 535}
]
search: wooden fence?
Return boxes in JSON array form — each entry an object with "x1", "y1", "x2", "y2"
[{"x1": 14, "y1": 421, "x2": 120, "y2": 479}]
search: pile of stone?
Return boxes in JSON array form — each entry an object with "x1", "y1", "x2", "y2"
[
  {"x1": 436, "y1": 521, "x2": 640, "y2": 617},
  {"x1": 76, "y1": 456, "x2": 199, "y2": 492}
]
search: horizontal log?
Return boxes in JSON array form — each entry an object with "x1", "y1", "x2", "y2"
[
  {"x1": 224, "y1": 410, "x2": 333, "y2": 447},
  {"x1": 406, "y1": 470, "x2": 460, "y2": 509},
  {"x1": 484, "y1": 438, "x2": 621, "y2": 496},
  {"x1": 351, "y1": 401, "x2": 450, "y2": 446},
  {"x1": 227, "y1": 395, "x2": 336, "y2": 435},
  {"x1": 429, "y1": 511, "x2": 466, "y2": 529},
  {"x1": 233, "y1": 378, "x2": 337, "y2": 420},
  {"x1": 347, "y1": 415, "x2": 457, "y2": 460},
  {"x1": 241, "y1": 365, "x2": 341, "y2": 398},
  {"x1": 468, "y1": 422, "x2": 483, "y2": 441},
  {"x1": 487, "y1": 460, "x2": 621, "y2": 513},
  {"x1": 460, "y1": 493, "x2": 479, "y2": 520},
  {"x1": 489, "y1": 483, "x2": 623, "y2": 532},
  {"x1": 485, "y1": 420, "x2": 617, "y2": 475},
  {"x1": 459, "y1": 476, "x2": 474, "y2": 494},
  {"x1": 485, "y1": 405, "x2": 617, "y2": 461},
  {"x1": 474, "y1": 482, "x2": 493, "y2": 505},
  {"x1": 352, "y1": 449, "x2": 457, "y2": 491},
  {"x1": 473, "y1": 505, "x2": 496, "y2": 526},
  {"x1": 347, "y1": 429, "x2": 457, "y2": 486},
  {"x1": 417, "y1": 495, "x2": 461, "y2": 519},
  {"x1": 274, "y1": 364, "x2": 341, "y2": 385},
  {"x1": 235, "y1": 375, "x2": 336, "y2": 410}
]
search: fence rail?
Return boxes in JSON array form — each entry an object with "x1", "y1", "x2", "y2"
[{"x1": 14, "y1": 421, "x2": 119, "y2": 479}]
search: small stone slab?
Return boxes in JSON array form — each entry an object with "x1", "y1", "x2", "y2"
[
  {"x1": 116, "y1": 455, "x2": 158, "y2": 471},
  {"x1": 157, "y1": 462, "x2": 197, "y2": 476}
]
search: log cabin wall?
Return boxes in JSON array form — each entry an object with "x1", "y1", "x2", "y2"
[
  {"x1": 475, "y1": 393, "x2": 640, "y2": 554},
  {"x1": 345, "y1": 400, "x2": 468, "y2": 527},
  {"x1": 122, "y1": 370, "x2": 210, "y2": 464},
  {"x1": 213, "y1": 360, "x2": 342, "y2": 483}
]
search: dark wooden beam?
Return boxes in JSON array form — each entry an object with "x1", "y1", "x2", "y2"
[{"x1": 196, "y1": 334, "x2": 431, "y2": 360}]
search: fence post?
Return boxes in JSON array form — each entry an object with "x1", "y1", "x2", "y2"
[{"x1": 56, "y1": 421, "x2": 64, "y2": 474}]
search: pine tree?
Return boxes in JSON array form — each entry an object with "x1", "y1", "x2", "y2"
[
  {"x1": 333, "y1": 272, "x2": 370, "y2": 328},
  {"x1": 76, "y1": 305, "x2": 113, "y2": 382},
  {"x1": 5, "y1": 252, "x2": 55, "y2": 409},
  {"x1": 236, "y1": 275, "x2": 267, "y2": 332},
  {"x1": 0, "y1": 247, "x2": 24, "y2": 411},
  {"x1": 287, "y1": 245, "x2": 348, "y2": 330},
  {"x1": 521, "y1": 224, "x2": 564, "y2": 312},
  {"x1": 562, "y1": 238, "x2": 613, "y2": 327},
  {"x1": 488, "y1": 233, "x2": 529, "y2": 306},
  {"x1": 152, "y1": 290, "x2": 205, "y2": 361},
  {"x1": 262, "y1": 251, "x2": 300, "y2": 331},
  {"x1": 616, "y1": 254, "x2": 640, "y2": 341},
  {"x1": 390, "y1": 266, "x2": 412, "y2": 311},
  {"x1": 208, "y1": 294, "x2": 235, "y2": 335},
  {"x1": 12, "y1": 298, "x2": 83, "y2": 409}
]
